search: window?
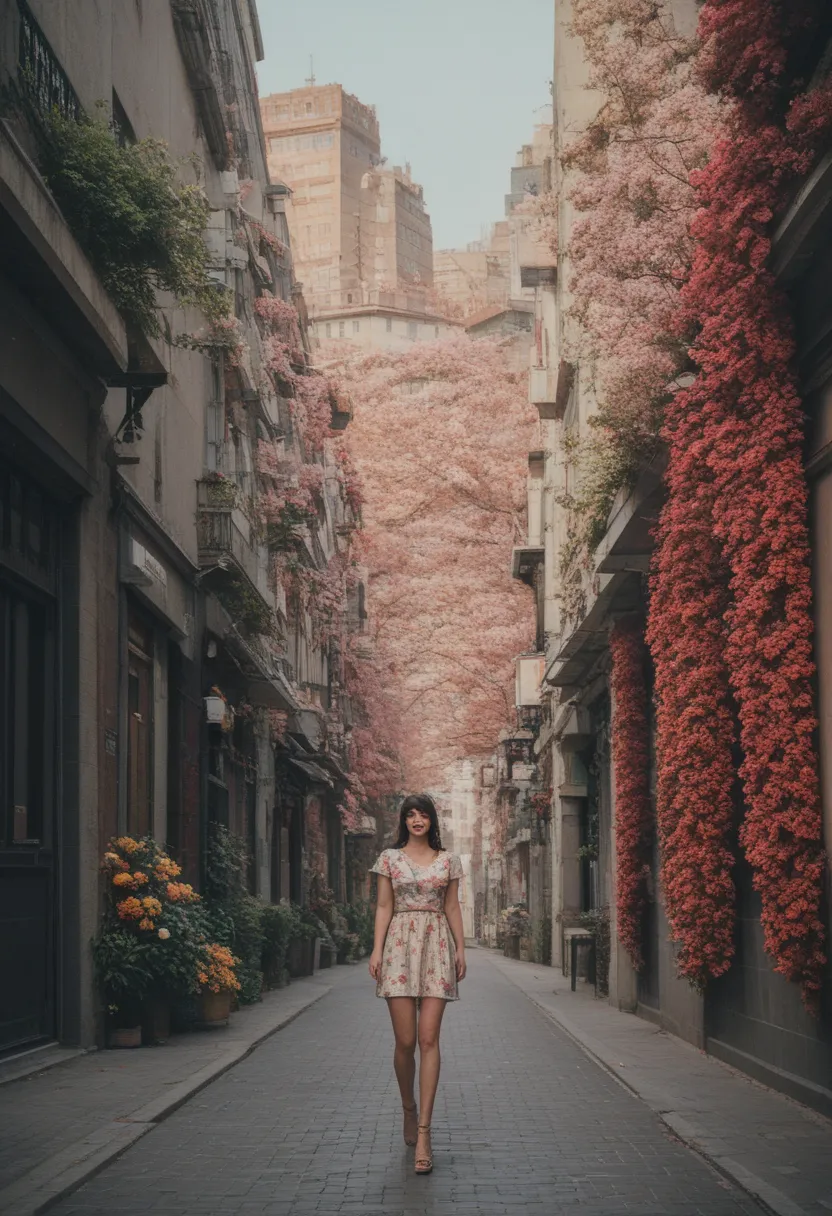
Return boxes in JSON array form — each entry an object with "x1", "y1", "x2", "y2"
[
  {"x1": 126, "y1": 611, "x2": 154, "y2": 837},
  {"x1": 386, "y1": 317, "x2": 392, "y2": 333},
  {"x1": 435, "y1": 326, "x2": 440, "y2": 338},
  {"x1": 407, "y1": 321, "x2": 418, "y2": 340},
  {"x1": 111, "y1": 90, "x2": 136, "y2": 148},
  {"x1": 325, "y1": 322, "x2": 332, "y2": 338},
  {"x1": 352, "y1": 320, "x2": 360, "y2": 333},
  {"x1": 339, "y1": 321, "x2": 345, "y2": 338},
  {"x1": 205, "y1": 356, "x2": 225, "y2": 471}
]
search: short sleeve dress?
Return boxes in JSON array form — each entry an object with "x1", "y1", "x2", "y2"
[{"x1": 370, "y1": 848, "x2": 464, "y2": 1001}]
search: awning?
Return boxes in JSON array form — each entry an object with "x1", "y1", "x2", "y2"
[{"x1": 288, "y1": 757, "x2": 333, "y2": 787}]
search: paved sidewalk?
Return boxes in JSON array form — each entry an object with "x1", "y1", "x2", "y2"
[
  {"x1": 0, "y1": 971, "x2": 337, "y2": 1216},
  {"x1": 488, "y1": 951, "x2": 832, "y2": 1216},
  {"x1": 47, "y1": 952, "x2": 762, "y2": 1216}
]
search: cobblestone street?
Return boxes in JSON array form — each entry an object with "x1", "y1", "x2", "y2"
[{"x1": 49, "y1": 954, "x2": 765, "y2": 1216}]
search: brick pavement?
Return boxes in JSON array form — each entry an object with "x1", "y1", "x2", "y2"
[
  {"x1": 490, "y1": 953, "x2": 832, "y2": 1216},
  {"x1": 48, "y1": 951, "x2": 764, "y2": 1216},
  {"x1": 0, "y1": 973, "x2": 332, "y2": 1214}
]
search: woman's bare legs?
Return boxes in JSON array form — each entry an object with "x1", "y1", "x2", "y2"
[
  {"x1": 387, "y1": 997, "x2": 418, "y2": 1143},
  {"x1": 415, "y1": 997, "x2": 447, "y2": 1168}
]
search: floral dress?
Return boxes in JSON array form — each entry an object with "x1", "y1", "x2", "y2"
[{"x1": 370, "y1": 848, "x2": 464, "y2": 1001}]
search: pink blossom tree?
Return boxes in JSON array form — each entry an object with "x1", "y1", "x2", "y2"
[
  {"x1": 329, "y1": 336, "x2": 539, "y2": 788},
  {"x1": 563, "y1": 0, "x2": 721, "y2": 541}
]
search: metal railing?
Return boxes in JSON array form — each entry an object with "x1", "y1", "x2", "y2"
[
  {"x1": 197, "y1": 503, "x2": 274, "y2": 609},
  {"x1": 17, "y1": 0, "x2": 81, "y2": 123}
]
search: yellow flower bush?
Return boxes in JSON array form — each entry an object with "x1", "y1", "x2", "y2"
[
  {"x1": 155, "y1": 856, "x2": 182, "y2": 880},
  {"x1": 166, "y1": 881, "x2": 198, "y2": 904},
  {"x1": 198, "y1": 942, "x2": 241, "y2": 993},
  {"x1": 102, "y1": 838, "x2": 197, "y2": 930},
  {"x1": 113, "y1": 836, "x2": 141, "y2": 855},
  {"x1": 117, "y1": 896, "x2": 144, "y2": 921}
]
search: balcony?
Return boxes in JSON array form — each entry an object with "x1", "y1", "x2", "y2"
[
  {"x1": 530, "y1": 360, "x2": 574, "y2": 421},
  {"x1": 197, "y1": 481, "x2": 274, "y2": 611}
]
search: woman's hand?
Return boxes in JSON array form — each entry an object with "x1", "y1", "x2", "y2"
[
  {"x1": 455, "y1": 951, "x2": 467, "y2": 982},
  {"x1": 368, "y1": 951, "x2": 383, "y2": 981}
]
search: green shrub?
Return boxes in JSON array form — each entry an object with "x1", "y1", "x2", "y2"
[
  {"x1": 260, "y1": 902, "x2": 302, "y2": 988},
  {"x1": 204, "y1": 824, "x2": 264, "y2": 1004},
  {"x1": 35, "y1": 109, "x2": 224, "y2": 336},
  {"x1": 341, "y1": 901, "x2": 374, "y2": 957}
]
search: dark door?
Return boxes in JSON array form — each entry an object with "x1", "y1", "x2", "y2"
[
  {"x1": 0, "y1": 464, "x2": 59, "y2": 1051},
  {"x1": 126, "y1": 612, "x2": 153, "y2": 837}
]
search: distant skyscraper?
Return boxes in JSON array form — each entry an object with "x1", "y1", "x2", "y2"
[
  {"x1": 261, "y1": 83, "x2": 446, "y2": 348},
  {"x1": 261, "y1": 84, "x2": 434, "y2": 317},
  {"x1": 261, "y1": 84, "x2": 381, "y2": 314}
]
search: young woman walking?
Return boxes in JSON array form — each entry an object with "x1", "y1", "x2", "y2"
[{"x1": 368, "y1": 794, "x2": 467, "y2": 1175}]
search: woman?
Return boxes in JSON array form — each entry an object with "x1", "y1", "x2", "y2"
[{"x1": 368, "y1": 794, "x2": 467, "y2": 1175}]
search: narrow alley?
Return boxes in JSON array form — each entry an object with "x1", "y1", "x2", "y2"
[{"x1": 31, "y1": 956, "x2": 779, "y2": 1216}]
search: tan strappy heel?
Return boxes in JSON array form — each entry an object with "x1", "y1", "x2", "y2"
[
  {"x1": 402, "y1": 1101, "x2": 418, "y2": 1146},
  {"x1": 415, "y1": 1123, "x2": 433, "y2": 1174}
]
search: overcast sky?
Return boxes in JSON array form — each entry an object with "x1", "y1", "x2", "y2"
[{"x1": 256, "y1": 0, "x2": 554, "y2": 250}]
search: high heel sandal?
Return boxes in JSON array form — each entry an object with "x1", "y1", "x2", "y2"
[
  {"x1": 415, "y1": 1123, "x2": 433, "y2": 1174},
  {"x1": 402, "y1": 1102, "x2": 418, "y2": 1146}
]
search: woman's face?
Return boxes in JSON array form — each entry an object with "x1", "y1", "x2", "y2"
[{"x1": 405, "y1": 808, "x2": 430, "y2": 838}]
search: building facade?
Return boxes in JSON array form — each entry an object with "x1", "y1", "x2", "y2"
[
  {"x1": 501, "y1": 0, "x2": 832, "y2": 1117},
  {"x1": 309, "y1": 288, "x2": 462, "y2": 352},
  {"x1": 0, "y1": 0, "x2": 360, "y2": 1055},
  {"x1": 261, "y1": 84, "x2": 436, "y2": 319}
]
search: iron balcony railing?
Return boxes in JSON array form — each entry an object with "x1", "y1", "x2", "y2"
[
  {"x1": 17, "y1": 0, "x2": 81, "y2": 123},
  {"x1": 197, "y1": 494, "x2": 274, "y2": 612}
]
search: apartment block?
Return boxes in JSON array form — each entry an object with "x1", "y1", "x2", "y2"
[{"x1": 262, "y1": 84, "x2": 382, "y2": 314}]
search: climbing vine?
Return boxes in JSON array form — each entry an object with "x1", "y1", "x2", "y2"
[
  {"x1": 648, "y1": 0, "x2": 831, "y2": 1002},
  {"x1": 609, "y1": 621, "x2": 653, "y2": 971}
]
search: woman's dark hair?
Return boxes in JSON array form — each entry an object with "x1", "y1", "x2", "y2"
[{"x1": 393, "y1": 794, "x2": 443, "y2": 851}]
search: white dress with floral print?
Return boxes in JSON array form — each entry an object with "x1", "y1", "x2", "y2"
[{"x1": 370, "y1": 848, "x2": 463, "y2": 1001}]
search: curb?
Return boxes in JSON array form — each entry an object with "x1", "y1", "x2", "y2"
[
  {"x1": 0, "y1": 983, "x2": 331, "y2": 1216},
  {"x1": 496, "y1": 963, "x2": 803, "y2": 1216}
]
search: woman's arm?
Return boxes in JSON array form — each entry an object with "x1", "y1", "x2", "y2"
[
  {"x1": 368, "y1": 874, "x2": 394, "y2": 981},
  {"x1": 444, "y1": 879, "x2": 467, "y2": 981}
]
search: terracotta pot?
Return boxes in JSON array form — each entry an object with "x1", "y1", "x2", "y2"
[
  {"x1": 198, "y1": 988, "x2": 232, "y2": 1025},
  {"x1": 108, "y1": 1025, "x2": 142, "y2": 1049}
]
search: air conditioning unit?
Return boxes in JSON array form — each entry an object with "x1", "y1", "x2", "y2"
[
  {"x1": 529, "y1": 366, "x2": 557, "y2": 407},
  {"x1": 516, "y1": 653, "x2": 545, "y2": 708}
]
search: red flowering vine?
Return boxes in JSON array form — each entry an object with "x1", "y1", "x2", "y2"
[
  {"x1": 646, "y1": 441, "x2": 738, "y2": 985},
  {"x1": 609, "y1": 620, "x2": 654, "y2": 971},
  {"x1": 648, "y1": 0, "x2": 831, "y2": 1002}
]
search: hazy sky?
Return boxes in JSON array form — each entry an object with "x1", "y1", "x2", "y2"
[{"x1": 256, "y1": 0, "x2": 554, "y2": 250}]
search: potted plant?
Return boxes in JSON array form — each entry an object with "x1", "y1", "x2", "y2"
[
  {"x1": 98, "y1": 836, "x2": 204, "y2": 1044},
  {"x1": 196, "y1": 942, "x2": 241, "y2": 1025},
  {"x1": 500, "y1": 904, "x2": 531, "y2": 960},
  {"x1": 92, "y1": 926, "x2": 152, "y2": 1048},
  {"x1": 260, "y1": 901, "x2": 299, "y2": 989}
]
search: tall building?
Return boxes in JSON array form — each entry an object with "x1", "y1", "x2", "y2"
[
  {"x1": 261, "y1": 84, "x2": 382, "y2": 314},
  {"x1": 261, "y1": 84, "x2": 445, "y2": 351}
]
